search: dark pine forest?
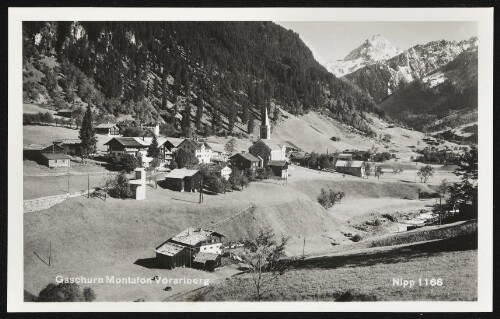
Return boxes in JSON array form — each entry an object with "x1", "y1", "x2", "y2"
[{"x1": 23, "y1": 21, "x2": 383, "y2": 136}]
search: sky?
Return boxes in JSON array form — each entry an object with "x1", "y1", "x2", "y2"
[{"x1": 275, "y1": 21, "x2": 477, "y2": 64}]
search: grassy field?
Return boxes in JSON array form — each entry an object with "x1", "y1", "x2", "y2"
[
  {"x1": 24, "y1": 180, "x2": 345, "y2": 301},
  {"x1": 21, "y1": 114, "x2": 472, "y2": 302},
  {"x1": 24, "y1": 124, "x2": 111, "y2": 152},
  {"x1": 185, "y1": 234, "x2": 477, "y2": 301}
]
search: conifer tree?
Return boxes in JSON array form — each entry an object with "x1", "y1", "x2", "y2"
[
  {"x1": 147, "y1": 134, "x2": 160, "y2": 159},
  {"x1": 248, "y1": 113, "x2": 255, "y2": 134},
  {"x1": 78, "y1": 105, "x2": 97, "y2": 159},
  {"x1": 195, "y1": 94, "x2": 203, "y2": 130}
]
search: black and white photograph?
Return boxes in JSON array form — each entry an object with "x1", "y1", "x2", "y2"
[{"x1": 7, "y1": 6, "x2": 494, "y2": 312}]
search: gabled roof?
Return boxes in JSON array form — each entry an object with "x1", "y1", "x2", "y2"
[
  {"x1": 165, "y1": 168, "x2": 200, "y2": 179},
  {"x1": 155, "y1": 241, "x2": 185, "y2": 256},
  {"x1": 57, "y1": 108, "x2": 75, "y2": 113},
  {"x1": 250, "y1": 139, "x2": 285, "y2": 151},
  {"x1": 95, "y1": 123, "x2": 118, "y2": 129},
  {"x1": 179, "y1": 139, "x2": 212, "y2": 150},
  {"x1": 103, "y1": 137, "x2": 149, "y2": 147},
  {"x1": 40, "y1": 152, "x2": 70, "y2": 160},
  {"x1": 171, "y1": 227, "x2": 224, "y2": 246},
  {"x1": 335, "y1": 160, "x2": 365, "y2": 168},
  {"x1": 230, "y1": 152, "x2": 261, "y2": 162},
  {"x1": 53, "y1": 138, "x2": 82, "y2": 145},
  {"x1": 41, "y1": 144, "x2": 66, "y2": 152},
  {"x1": 268, "y1": 160, "x2": 288, "y2": 167}
]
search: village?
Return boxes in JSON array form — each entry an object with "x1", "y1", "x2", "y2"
[
  {"x1": 21, "y1": 97, "x2": 478, "y2": 303},
  {"x1": 16, "y1": 17, "x2": 482, "y2": 303}
]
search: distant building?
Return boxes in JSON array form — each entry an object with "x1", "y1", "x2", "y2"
[
  {"x1": 155, "y1": 227, "x2": 225, "y2": 269},
  {"x1": 197, "y1": 164, "x2": 232, "y2": 180},
  {"x1": 95, "y1": 123, "x2": 120, "y2": 136},
  {"x1": 53, "y1": 139, "x2": 82, "y2": 154},
  {"x1": 56, "y1": 108, "x2": 77, "y2": 118},
  {"x1": 260, "y1": 107, "x2": 271, "y2": 140},
  {"x1": 163, "y1": 168, "x2": 203, "y2": 192},
  {"x1": 177, "y1": 139, "x2": 212, "y2": 164},
  {"x1": 229, "y1": 152, "x2": 262, "y2": 171},
  {"x1": 104, "y1": 137, "x2": 150, "y2": 158},
  {"x1": 143, "y1": 122, "x2": 160, "y2": 136},
  {"x1": 207, "y1": 143, "x2": 229, "y2": 162},
  {"x1": 334, "y1": 160, "x2": 366, "y2": 178},
  {"x1": 268, "y1": 160, "x2": 289, "y2": 179},
  {"x1": 248, "y1": 139, "x2": 286, "y2": 167},
  {"x1": 337, "y1": 153, "x2": 353, "y2": 161},
  {"x1": 103, "y1": 137, "x2": 176, "y2": 166},
  {"x1": 40, "y1": 152, "x2": 71, "y2": 168}
]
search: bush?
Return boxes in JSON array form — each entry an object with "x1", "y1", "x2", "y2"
[
  {"x1": 37, "y1": 283, "x2": 96, "y2": 302},
  {"x1": 108, "y1": 171, "x2": 133, "y2": 198},
  {"x1": 351, "y1": 234, "x2": 363, "y2": 242},
  {"x1": 118, "y1": 153, "x2": 140, "y2": 172}
]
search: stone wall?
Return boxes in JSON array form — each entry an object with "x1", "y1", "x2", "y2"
[{"x1": 23, "y1": 189, "x2": 95, "y2": 213}]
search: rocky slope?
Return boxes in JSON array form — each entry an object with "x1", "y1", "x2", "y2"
[
  {"x1": 344, "y1": 37, "x2": 478, "y2": 103},
  {"x1": 378, "y1": 49, "x2": 478, "y2": 133},
  {"x1": 22, "y1": 21, "x2": 380, "y2": 136},
  {"x1": 324, "y1": 34, "x2": 403, "y2": 78}
]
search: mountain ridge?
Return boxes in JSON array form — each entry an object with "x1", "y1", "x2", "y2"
[{"x1": 23, "y1": 21, "x2": 382, "y2": 137}]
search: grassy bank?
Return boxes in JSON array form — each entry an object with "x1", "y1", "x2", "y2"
[{"x1": 179, "y1": 234, "x2": 477, "y2": 301}]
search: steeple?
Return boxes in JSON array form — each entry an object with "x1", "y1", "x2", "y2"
[{"x1": 260, "y1": 107, "x2": 271, "y2": 140}]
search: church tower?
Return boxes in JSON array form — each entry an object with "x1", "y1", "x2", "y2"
[{"x1": 260, "y1": 107, "x2": 271, "y2": 140}]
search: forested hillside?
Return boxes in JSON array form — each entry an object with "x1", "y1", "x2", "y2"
[
  {"x1": 23, "y1": 21, "x2": 382, "y2": 137},
  {"x1": 378, "y1": 50, "x2": 478, "y2": 132}
]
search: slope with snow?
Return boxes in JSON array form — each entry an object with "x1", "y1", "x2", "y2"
[{"x1": 324, "y1": 35, "x2": 403, "y2": 78}]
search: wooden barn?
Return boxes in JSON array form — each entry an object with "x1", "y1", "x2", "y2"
[
  {"x1": 334, "y1": 160, "x2": 366, "y2": 178},
  {"x1": 155, "y1": 227, "x2": 225, "y2": 270},
  {"x1": 163, "y1": 169, "x2": 202, "y2": 192},
  {"x1": 229, "y1": 152, "x2": 262, "y2": 170},
  {"x1": 268, "y1": 160, "x2": 289, "y2": 178},
  {"x1": 40, "y1": 152, "x2": 71, "y2": 168},
  {"x1": 95, "y1": 123, "x2": 120, "y2": 136}
]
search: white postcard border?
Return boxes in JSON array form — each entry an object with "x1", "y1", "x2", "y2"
[{"x1": 8, "y1": 7, "x2": 494, "y2": 312}]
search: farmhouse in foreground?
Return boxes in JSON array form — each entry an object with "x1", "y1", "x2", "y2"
[{"x1": 155, "y1": 227, "x2": 224, "y2": 270}]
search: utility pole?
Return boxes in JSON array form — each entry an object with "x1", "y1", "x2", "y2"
[
  {"x1": 88, "y1": 173, "x2": 90, "y2": 198},
  {"x1": 302, "y1": 237, "x2": 306, "y2": 257},
  {"x1": 49, "y1": 241, "x2": 51, "y2": 266},
  {"x1": 199, "y1": 179, "x2": 203, "y2": 203},
  {"x1": 67, "y1": 165, "x2": 70, "y2": 193}
]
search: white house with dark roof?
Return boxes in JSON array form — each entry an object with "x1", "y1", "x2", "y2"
[
  {"x1": 103, "y1": 137, "x2": 176, "y2": 166},
  {"x1": 95, "y1": 123, "x2": 120, "y2": 136},
  {"x1": 248, "y1": 139, "x2": 286, "y2": 166},
  {"x1": 177, "y1": 139, "x2": 213, "y2": 164}
]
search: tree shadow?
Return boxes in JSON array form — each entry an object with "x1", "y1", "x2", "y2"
[{"x1": 294, "y1": 234, "x2": 477, "y2": 271}]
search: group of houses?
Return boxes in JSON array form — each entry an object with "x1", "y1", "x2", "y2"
[
  {"x1": 160, "y1": 107, "x2": 290, "y2": 192},
  {"x1": 155, "y1": 227, "x2": 225, "y2": 271}
]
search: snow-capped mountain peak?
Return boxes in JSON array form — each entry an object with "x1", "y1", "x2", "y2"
[
  {"x1": 345, "y1": 34, "x2": 402, "y2": 62},
  {"x1": 324, "y1": 35, "x2": 402, "y2": 77}
]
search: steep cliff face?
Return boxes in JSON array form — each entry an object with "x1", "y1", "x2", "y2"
[
  {"x1": 324, "y1": 34, "x2": 402, "y2": 78},
  {"x1": 378, "y1": 49, "x2": 478, "y2": 132},
  {"x1": 344, "y1": 37, "x2": 478, "y2": 103},
  {"x1": 23, "y1": 21, "x2": 380, "y2": 136}
]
